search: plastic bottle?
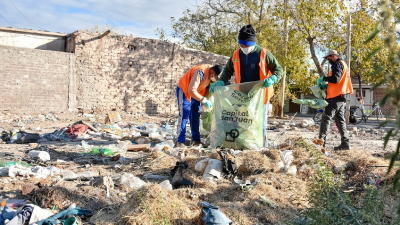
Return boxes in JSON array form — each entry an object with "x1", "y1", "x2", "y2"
[
  {"x1": 91, "y1": 147, "x2": 115, "y2": 156},
  {"x1": 0, "y1": 161, "x2": 31, "y2": 167}
]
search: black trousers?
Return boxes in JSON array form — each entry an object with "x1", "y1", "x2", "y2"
[{"x1": 319, "y1": 98, "x2": 349, "y2": 144}]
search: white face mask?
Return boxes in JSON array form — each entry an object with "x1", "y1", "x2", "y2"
[
  {"x1": 240, "y1": 45, "x2": 255, "y2": 55},
  {"x1": 210, "y1": 76, "x2": 217, "y2": 82}
]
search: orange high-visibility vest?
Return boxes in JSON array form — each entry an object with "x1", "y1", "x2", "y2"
[
  {"x1": 178, "y1": 64, "x2": 211, "y2": 102},
  {"x1": 232, "y1": 48, "x2": 273, "y2": 104},
  {"x1": 326, "y1": 60, "x2": 353, "y2": 99}
]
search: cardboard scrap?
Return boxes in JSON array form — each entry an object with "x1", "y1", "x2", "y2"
[
  {"x1": 127, "y1": 144, "x2": 151, "y2": 151},
  {"x1": 105, "y1": 112, "x2": 122, "y2": 124}
]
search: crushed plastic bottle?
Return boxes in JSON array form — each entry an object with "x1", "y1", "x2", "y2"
[
  {"x1": 92, "y1": 147, "x2": 115, "y2": 156},
  {"x1": 0, "y1": 161, "x2": 31, "y2": 167}
]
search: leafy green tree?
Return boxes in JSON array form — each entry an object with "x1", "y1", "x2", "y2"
[{"x1": 366, "y1": 0, "x2": 400, "y2": 197}]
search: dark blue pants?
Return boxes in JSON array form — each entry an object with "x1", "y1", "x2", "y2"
[{"x1": 176, "y1": 86, "x2": 201, "y2": 143}]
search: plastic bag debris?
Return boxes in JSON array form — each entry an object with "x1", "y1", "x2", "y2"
[
  {"x1": 170, "y1": 162, "x2": 193, "y2": 189},
  {"x1": 120, "y1": 173, "x2": 147, "y2": 190},
  {"x1": 280, "y1": 150, "x2": 294, "y2": 172},
  {"x1": 28, "y1": 150, "x2": 50, "y2": 162},
  {"x1": 195, "y1": 158, "x2": 210, "y2": 172},
  {"x1": 202, "y1": 159, "x2": 223, "y2": 181}
]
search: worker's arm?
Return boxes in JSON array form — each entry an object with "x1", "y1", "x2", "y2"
[
  {"x1": 219, "y1": 56, "x2": 234, "y2": 84},
  {"x1": 323, "y1": 60, "x2": 344, "y2": 84},
  {"x1": 266, "y1": 51, "x2": 284, "y2": 82},
  {"x1": 188, "y1": 70, "x2": 205, "y2": 102}
]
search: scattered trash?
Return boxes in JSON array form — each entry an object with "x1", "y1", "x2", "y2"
[
  {"x1": 280, "y1": 150, "x2": 294, "y2": 172},
  {"x1": 28, "y1": 150, "x2": 51, "y2": 161},
  {"x1": 170, "y1": 161, "x2": 193, "y2": 189},
  {"x1": 202, "y1": 159, "x2": 223, "y2": 181},
  {"x1": 120, "y1": 173, "x2": 147, "y2": 190},
  {"x1": 218, "y1": 150, "x2": 237, "y2": 178},
  {"x1": 198, "y1": 201, "x2": 232, "y2": 225},
  {"x1": 195, "y1": 158, "x2": 210, "y2": 172}
]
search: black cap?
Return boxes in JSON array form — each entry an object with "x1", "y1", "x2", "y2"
[
  {"x1": 238, "y1": 24, "x2": 256, "y2": 46},
  {"x1": 212, "y1": 65, "x2": 224, "y2": 76}
]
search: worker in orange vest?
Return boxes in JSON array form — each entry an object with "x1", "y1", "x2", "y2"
[
  {"x1": 209, "y1": 24, "x2": 283, "y2": 147},
  {"x1": 317, "y1": 50, "x2": 353, "y2": 150},
  {"x1": 176, "y1": 64, "x2": 224, "y2": 148}
]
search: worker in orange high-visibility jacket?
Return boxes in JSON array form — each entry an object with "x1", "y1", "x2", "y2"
[
  {"x1": 176, "y1": 64, "x2": 224, "y2": 148},
  {"x1": 317, "y1": 50, "x2": 353, "y2": 150},
  {"x1": 209, "y1": 24, "x2": 284, "y2": 147}
]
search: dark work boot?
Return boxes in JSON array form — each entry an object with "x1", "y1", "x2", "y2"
[{"x1": 333, "y1": 142, "x2": 350, "y2": 151}]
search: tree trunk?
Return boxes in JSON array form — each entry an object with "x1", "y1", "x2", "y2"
[
  {"x1": 306, "y1": 36, "x2": 325, "y2": 77},
  {"x1": 357, "y1": 73, "x2": 362, "y2": 98},
  {"x1": 278, "y1": 0, "x2": 289, "y2": 119}
]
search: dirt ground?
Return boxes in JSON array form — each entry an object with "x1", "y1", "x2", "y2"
[{"x1": 0, "y1": 111, "x2": 398, "y2": 224}]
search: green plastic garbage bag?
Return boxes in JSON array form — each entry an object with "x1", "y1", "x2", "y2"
[
  {"x1": 292, "y1": 99, "x2": 328, "y2": 109},
  {"x1": 310, "y1": 85, "x2": 327, "y2": 99},
  {"x1": 210, "y1": 81, "x2": 265, "y2": 149}
]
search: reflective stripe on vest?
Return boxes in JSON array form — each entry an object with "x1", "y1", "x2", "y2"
[
  {"x1": 326, "y1": 60, "x2": 354, "y2": 99},
  {"x1": 232, "y1": 48, "x2": 273, "y2": 104},
  {"x1": 178, "y1": 64, "x2": 211, "y2": 102}
]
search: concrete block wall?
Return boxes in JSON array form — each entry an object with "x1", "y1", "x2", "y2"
[
  {"x1": 73, "y1": 32, "x2": 229, "y2": 115},
  {"x1": 0, "y1": 45, "x2": 75, "y2": 113}
]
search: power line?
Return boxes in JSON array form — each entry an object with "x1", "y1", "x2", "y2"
[
  {"x1": 0, "y1": 13, "x2": 15, "y2": 27},
  {"x1": 9, "y1": 0, "x2": 44, "y2": 30}
]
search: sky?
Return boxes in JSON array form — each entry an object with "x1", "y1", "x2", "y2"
[{"x1": 0, "y1": 0, "x2": 197, "y2": 40}]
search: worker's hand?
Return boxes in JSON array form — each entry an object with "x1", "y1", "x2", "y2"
[
  {"x1": 201, "y1": 97, "x2": 213, "y2": 108},
  {"x1": 203, "y1": 100, "x2": 213, "y2": 108},
  {"x1": 209, "y1": 81, "x2": 224, "y2": 93},
  {"x1": 320, "y1": 84, "x2": 328, "y2": 89},
  {"x1": 263, "y1": 75, "x2": 278, "y2": 88},
  {"x1": 317, "y1": 77, "x2": 324, "y2": 86}
]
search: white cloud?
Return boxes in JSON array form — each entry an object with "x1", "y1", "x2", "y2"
[{"x1": 0, "y1": 0, "x2": 197, "y2": 39}]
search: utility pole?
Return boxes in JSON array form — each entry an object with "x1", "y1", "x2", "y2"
[
  {"x1": 345, "y1": 14, "x2": 351, "y2": 124},
  {"x1": 279, "y1": 0, "x2": 289, "y2": 118}
]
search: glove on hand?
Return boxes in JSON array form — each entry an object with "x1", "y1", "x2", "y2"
[
  {"x1": 203, "y1": 100, "x2": 213, "y2": 108},
  {"x1": 209, "y1": 81, "x2": 224, "y2": 93},
  {"x1": 317, "y1": 77, "x2": 324, "y2": 86},
  {"x1": 201, "y1": 97, "x2": 213, "y2": 108},
  {"x1": 263, "y1": 75, "x2": 278, "y2": 88},
  {"x1": 320, "y1": 84, "x2": 328, "y2": 89}
]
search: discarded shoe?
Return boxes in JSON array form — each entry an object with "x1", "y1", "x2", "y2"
[{"x1": 333, "y1": 143, "x2": 350, "y2": 151}]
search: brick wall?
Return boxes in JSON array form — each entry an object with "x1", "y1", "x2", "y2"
[
  {"x1": 373, "y1": 88, "x2": 397, "y2": 117},
  {"x1": 0, "y1": 45, "x2": 75, "y2": 113},
  {"x1": 72, "y1": 32, "x2": 229, "y2": 115}
]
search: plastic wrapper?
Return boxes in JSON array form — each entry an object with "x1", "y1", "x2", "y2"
[{"x1": 210, "y1": 81, "x2": 265, "y2": 149}]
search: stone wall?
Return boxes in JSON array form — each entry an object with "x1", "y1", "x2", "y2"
[
  {"x1": 72, "y1": 32, "x2": 229, "y2": 115},
  {"x1": 0, "y1": 45, "x2": 75, "y2": 113}
]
